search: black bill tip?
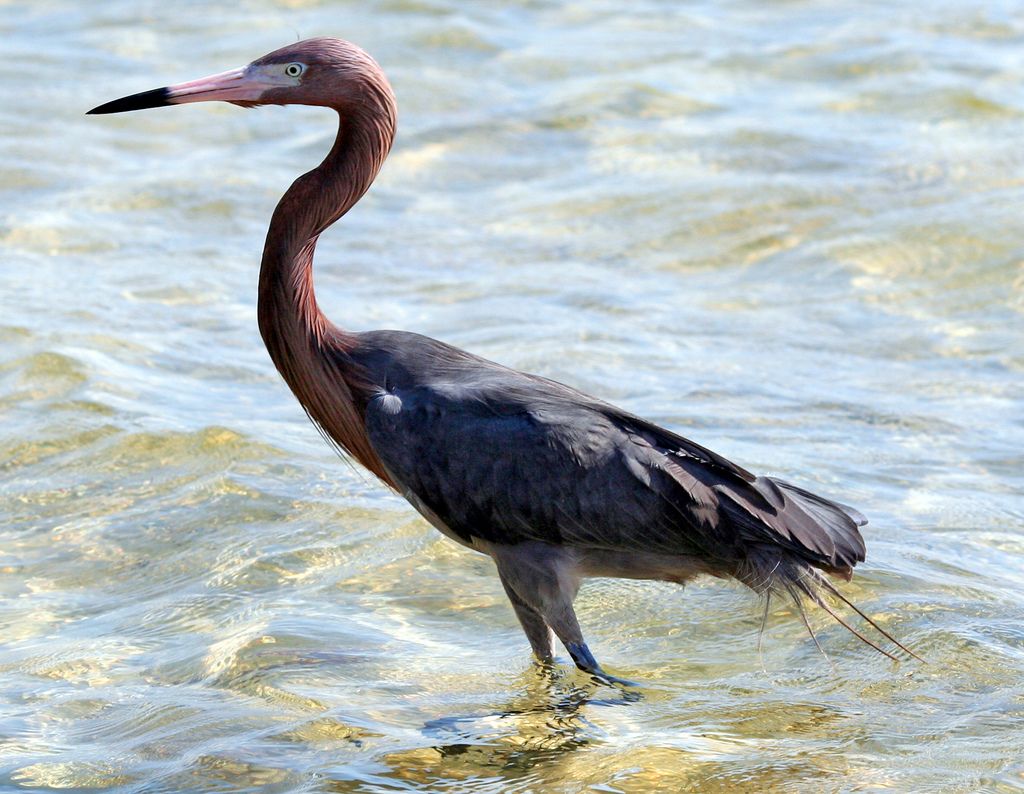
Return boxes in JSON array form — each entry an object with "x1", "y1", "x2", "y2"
[{"x1": 87, "y1": 87, "x2": 172, "y2": 115}]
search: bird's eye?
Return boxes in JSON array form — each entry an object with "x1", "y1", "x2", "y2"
[{"x1": 284, "y1": 63, "x2": 306, "y2": 78}]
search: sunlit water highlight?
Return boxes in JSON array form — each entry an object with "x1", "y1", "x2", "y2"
[{"x1": 1, "y1": 1, "x2": 1023, "y2": 791}]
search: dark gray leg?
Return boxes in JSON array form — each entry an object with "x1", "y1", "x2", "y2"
[
  {"x1": 540, "y1": 602, "x2": 629, "y2": 682},
  {"x1": 498, "y1": 573, "x2": 554, "y2": 662},
  {"x1": 489, "y1": 541, "x2": 635, "y2": 685}
]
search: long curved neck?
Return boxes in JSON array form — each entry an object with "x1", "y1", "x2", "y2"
[{"x1": 257, "y1": 94, "x2": 397, "y2": 485}]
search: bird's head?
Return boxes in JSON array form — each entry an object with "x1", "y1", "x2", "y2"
[{"x1": 87, "y1": 37, "x2": 393, "y2": 116}]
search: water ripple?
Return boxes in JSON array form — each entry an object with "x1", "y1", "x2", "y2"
[{"x1": 1, "y1": 0, "x2": 1022, "y2": 791}]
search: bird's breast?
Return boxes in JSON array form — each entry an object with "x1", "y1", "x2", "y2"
[{"x1": 390, "y1": 473, "x2": 482, "y2": 552}]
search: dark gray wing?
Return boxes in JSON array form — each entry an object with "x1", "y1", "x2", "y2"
[
  {"x1": 599, "y1": 410, "x2": 866, "y2": 574},
  {"x1": 363, "y1": 378, "x2": 693, "y2": 552},
  {"x1": 354, "y1": 331, "x2": 865, "y2": 575}
]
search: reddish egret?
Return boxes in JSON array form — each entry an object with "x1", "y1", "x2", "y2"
[{"x1": 89, "y1": 38, "x2": 913, "y2": 682}]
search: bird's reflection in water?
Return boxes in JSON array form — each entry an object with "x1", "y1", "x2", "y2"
[{"x1": 420, "y1": 665, "x2": 642, "y2": 772}]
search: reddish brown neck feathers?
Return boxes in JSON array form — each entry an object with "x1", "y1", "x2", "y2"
[{"x1": 256, "y1": 75, "x2": 398, "y2": 487}]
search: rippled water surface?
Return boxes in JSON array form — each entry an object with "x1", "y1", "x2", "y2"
[{"x1": 2, "y1": 1, "x2": 1024, "y2": 791}]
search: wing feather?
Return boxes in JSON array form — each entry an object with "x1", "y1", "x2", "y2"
[{"x1": 354, "y1": 331, "x2": 865, "y2": 578}]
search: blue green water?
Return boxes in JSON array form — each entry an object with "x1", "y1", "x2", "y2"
[{"x1": 1, "y1": 1, "x2": 1023, "y2": 791}]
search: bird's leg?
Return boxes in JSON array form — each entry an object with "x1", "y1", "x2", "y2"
[
  {"x1": 539, "y1": 604, "x2": 634, "y2": 686},
  {"x1": 490, "y1": 542, "x2": 635, "y2": 686},
  {"x1": 538, "y1": 603, "x2": 596, "y2": 673},
  {"x1": 498, "y1": 574, "x2": 554, "y2": 663}
]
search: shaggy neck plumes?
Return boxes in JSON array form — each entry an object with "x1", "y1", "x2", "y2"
[{"x1": 256, "y1": 86, "x2": 397, "y2": 486}]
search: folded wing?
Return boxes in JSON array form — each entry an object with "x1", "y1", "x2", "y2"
[{"x1": 355, "y1": 332, "x2": 865, "y2": 579}]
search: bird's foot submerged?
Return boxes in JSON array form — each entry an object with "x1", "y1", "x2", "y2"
[{"x1": 565, "y1": 642, "x2": 639, "y2": 687}]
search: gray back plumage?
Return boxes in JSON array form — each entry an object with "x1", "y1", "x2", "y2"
[{"x1": 346, "y1": 330, "x2": 865, "y2": 580}]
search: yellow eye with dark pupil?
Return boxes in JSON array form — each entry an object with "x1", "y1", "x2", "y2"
[{"x1": 285, "y1": 63, "x2": 304, "y2": 78}]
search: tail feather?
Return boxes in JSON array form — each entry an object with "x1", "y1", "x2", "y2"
[
  {"x1": 790, "y1": 569, "x2": 899, "y2": 662},
  {"x1": 716, "y1": 476, "x2": 866, "y2": 579},
  {"x1": 784, "y1": 580, "x2": 832, "y2": 660},
  {"x1": 749, "y1": 477, "x2": 868, "y2": 577},
  {"x1": 738, "y1": 548, "x2": 917, "y2": 662},
  {"x1": 772, "y1": 479, "x2": 867, "y2": 527},
  {"x1": 770, "y1": 478, "x2": 867, "y2": 574},
  {"x1": 816, "y1": 575, "x2": 923, "y2": 662}
]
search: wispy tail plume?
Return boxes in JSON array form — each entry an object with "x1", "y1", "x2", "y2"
[{"x1": 740, "y1": 549, "x2": 920, "y2": 662}]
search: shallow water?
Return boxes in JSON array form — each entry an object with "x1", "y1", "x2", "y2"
[{"x1": 2, "y1": 1, "x2": 1023, "y2": 791}]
